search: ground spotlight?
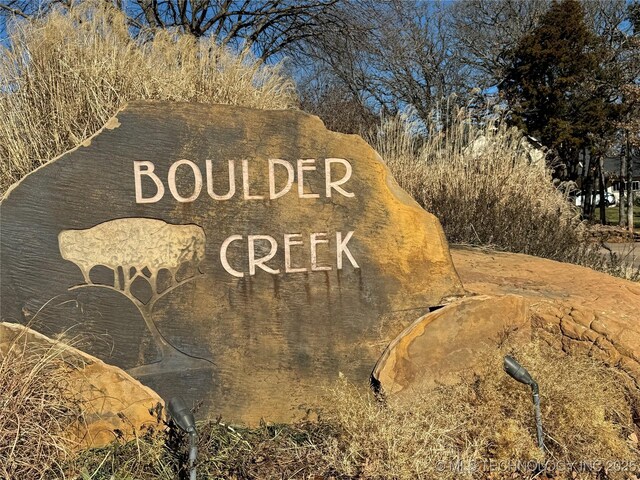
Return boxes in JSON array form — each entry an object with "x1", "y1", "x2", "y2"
[
  {"x1": 167, "y1": 396, "x2": 198, "y2": 480},
  {"x1": 503, "y1": 355, "x2": 545, "y2": 451}
]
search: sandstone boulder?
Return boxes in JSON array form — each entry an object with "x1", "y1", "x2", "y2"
[
  {"x1": 0, "y1": 101, "x2": 463, "y2": 423},
  {"x1": 0, "y1": 322, "x2": 162, "y2": 449},
  {"x1": 372, "y1": 295, "x2": 530, "y2": 395},
  {"x1": 373, "y1": 247, "x2": 640, "y2": 394}
]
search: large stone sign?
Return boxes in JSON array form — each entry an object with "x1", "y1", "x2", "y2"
[{"x1": 0, "y1": 101, "x2": 463, "y2": 423}]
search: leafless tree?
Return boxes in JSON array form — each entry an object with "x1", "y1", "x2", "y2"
[
  {"x1": 0, "y1": 0, "x2": 345, "y2": 61},
  {"x1": 301, "y1": 0, "x2": 467, "y2": 125},
  {"x1": 449, "y1": 0, "x2": 549, "y2": 89},
  {"x1": 298, "y1": 64, "x2": 378, "y2": 134},
  {"x1": 591, "y1": 0, "x2": 640, "y2": 229}
]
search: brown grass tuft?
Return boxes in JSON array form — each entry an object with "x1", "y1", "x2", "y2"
[
  {"x1": 325, "y1": 341, "x2": 639, "y2": 479},
  {"x1": 367, "y1": 108, "x2": 640, "y2": 280},
  {"x1": 367, "y1": 110, "x2": 591, "y2": 263},
  {"x1": 597, "y1": 246, "x2": 640, "y2": 282},
  {"x1": 0, "y1": 327, "x2": 81, "y2": 479},
  {"x1": 0, "y1": 1, "x2": 297, "y2": 193}
]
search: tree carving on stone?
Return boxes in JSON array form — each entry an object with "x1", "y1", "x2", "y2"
[{"x1": 58, "y1": 218, "x2": 211, "y2": 375}]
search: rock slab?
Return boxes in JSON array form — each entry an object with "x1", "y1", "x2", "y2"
[
  {"x1": 372, "y1": 295, "x2": 530, "y2": 394},
  {"x1": 0, "y1": 322, "x2": 162, "y2": 449},
  {"x1": 373, "y1": 248, "x2": 640, "y2": 395},
  {"x1": 0, "y1": 101, "x2": 463, "y2": 423}
]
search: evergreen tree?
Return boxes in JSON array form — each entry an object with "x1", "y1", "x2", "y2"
[{"x1": 500, "y1": 0, "x2": 619, "y2": 180}]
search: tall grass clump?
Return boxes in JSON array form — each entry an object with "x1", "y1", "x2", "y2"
[
  {"x1": 369, "y1": 109, "x2": 591, "y2": 262},
  {"x1": 0, "y1": 1, "x2": 297, "y2": 193},
  {"x1": 0, "y1": 327, "x2": 81, "y2": 479}
]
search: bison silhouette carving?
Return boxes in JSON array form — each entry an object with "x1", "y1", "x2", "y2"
[{"x1": 58, "y1": 218, "x2": 211, "y2": 376}]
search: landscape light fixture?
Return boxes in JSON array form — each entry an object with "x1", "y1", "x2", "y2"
[
  {"x1": 167, "y1": 396, "x2": 198, "y2": 480},
  {"x1": 503, "y1": 355, "x2": 545, "y2": 451}
]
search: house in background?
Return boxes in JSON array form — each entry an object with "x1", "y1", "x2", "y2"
[
  {"x1": 571, "y1": 147, "x2": 639, "y2": 208},
  {"x1": 604, "y1": 150, "x2": 640, "y2": 205},
  {"x1": 610, "y1": 179, "x2": 640, "y2": 204}
]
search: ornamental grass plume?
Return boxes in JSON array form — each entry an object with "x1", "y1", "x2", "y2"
[
  {"x1": 0, "y1": 1, "x2": 296, "y2": 193},
  {"x1": 367, "y1": 108, "x2": 594, "y2": 264}
]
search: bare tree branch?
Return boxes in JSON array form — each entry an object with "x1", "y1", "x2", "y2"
[{"x1": 0, "y1": 3, "x2": 29, "y2": 19}]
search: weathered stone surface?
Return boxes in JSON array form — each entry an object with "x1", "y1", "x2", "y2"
[
  {"x1": 452, "y1": 248, "x2": 640, "y2": 385},
  {"x1": 0, "y1": 322, "x2": 162, "y2": 449},
  {"x1": 374, "y1": 248, "x2": 640, "y2": 395},
  {"x1": 0, "y1": 101, "x2": 463, "y2": 423},
  {"x1": 372, "y1": 295, "x2": 530, "y2": 394}
]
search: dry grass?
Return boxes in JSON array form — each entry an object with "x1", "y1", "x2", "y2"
[
  {"x1": 0, "y1": 1, "x2": 297, "y2": 194},
  {"x1": 598, "y1": 245, "x2": 640, "y2": 282},
  {"x1": 69, "y1": 418, "x2": 335, "y2": 479},
  {"x1": 326, "y1": 342, "x2": 639, "y2": 480},
  {"x1": 368, "y1": 109, "x2": 640, "y2": 279},
  {"x1": 65, "y1": 341, "x2": 639, "y2": 480},
  {"x1": 367, "y1": 110, "x2": 591, "y2": 263},
  {"x1": 1, "y1": 5, "x2": 637, "y2": 478},
  {"x1": 0, "y1": 327, "x2": 81, "y2": 479}
]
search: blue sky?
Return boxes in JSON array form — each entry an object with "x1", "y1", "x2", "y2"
[{"x1": 0, "y1": 13, "x2": 8, "y2": 45}]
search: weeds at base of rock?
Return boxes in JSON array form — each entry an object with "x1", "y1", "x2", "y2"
[
  {"x1": 595, "y1": 245, "x2": 640, "y2": 282},
  {"x1": 0, "y1": 327, "x2": 82, "y2": 480},
  {"x1": 66, "y1": 341, "x2": 640, "y2": 480}
]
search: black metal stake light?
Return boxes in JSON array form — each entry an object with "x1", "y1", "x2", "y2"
[
  {"x1": 167, "y1": 396, "x2": 198, "y2": 480},
  {"x1": 503, "y1": 355, "x2": 545, "y2": 451}
]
